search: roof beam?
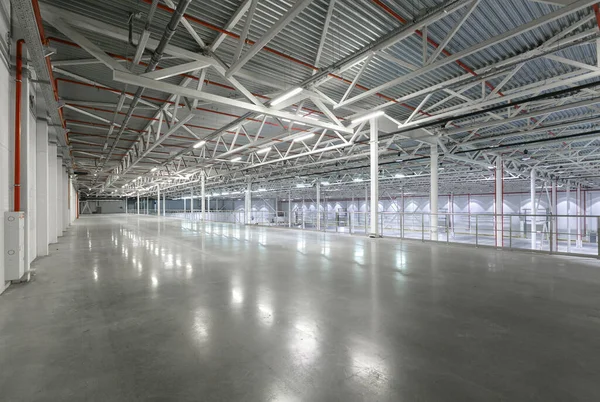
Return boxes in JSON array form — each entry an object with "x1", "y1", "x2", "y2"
[
  {"x1": 226, "y1": 0, "x2": 314, "y2": 77},
  {"x1": 232, "y1": 0, "x2": 258, "y2": 64},
  {"x1": 113, "y1": 70, "x2": 352, "y2": 133},
  {"x1": 140, "y1": 60, "x2": 211, "y2": 80},
  {"x1": 427, "y1": 0, "x2": 481, "y2": 64},
  {"x1": 209, "y1": 0, "x2": 251, "y2": 51},
  {"x1": 336, "y1": 0, "x2": 598, "y2": 108},
  {"x1": 43, "y1": 14, "x2": 128, "y2": 72}
]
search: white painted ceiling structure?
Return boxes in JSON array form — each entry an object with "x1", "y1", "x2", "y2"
[{"x1": 25, "y1": 0, "x2": 600, "y2": 198}]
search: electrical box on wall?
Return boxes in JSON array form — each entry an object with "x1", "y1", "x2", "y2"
[{"x1": 4, "y1": 212, "x2": 25, "y2": 281}]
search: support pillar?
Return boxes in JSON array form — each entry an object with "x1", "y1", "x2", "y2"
[
  {"x1": 288, "y1": 188, "x2": 292, "y2": 228},
  {"x1": 201, "y1": 174, "x2": 205, "y2": 221},
  {"x1": 36, "y1": 116, "x2": 49, "y2": 256},
  {"x1": 137, "y1": 192, "x2": 140, "y2": 214},
  {"x1": 531, "y1": 168, "x2": 536, "y2": 250},
  {"x1": 552, "y1": 179, "x2": 558, "y2": 249},
  {"x1": 163, "y1": 193, "x2": 166, "y2": 216},
  {"x1": 157, "y1": 185, "x2": 161, "y2": 217},
  {"x1": 495, "y1": 156, "x2": 503, "y2": 248},
  {"x1": 316, "y1": 180, "x2": 321, "y2": 231},
  {"x1": 430, "y1": 144, "x2": 438, "y2": 241},
  {"x1": 56, "y1": 156, "x2": 63, "y2": 237},
  {"x1": 146, "y1": 197, "x2": 148, "y2": 215},
  {"x1": 567, "y1": 180, "x2": 571, "y2": 252},
  {"x1": 369, "y1": 117, "x2": 379, "y2": 237},
  {"x1": 191, "y1": 187, "x2": 194, "y2": 216},
  {"x1": 48, "y1": 143, "x2": 57, "y2": 243},
  {"x1": 245, "y1": 181, "x2": 251, "y2": 224},
  {"x1": 577, "y1": 183, "x2": 582, "y2": 248}
]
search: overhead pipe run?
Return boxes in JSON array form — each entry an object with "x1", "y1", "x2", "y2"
[
  {"x1": 14, "y1": 39, "x2": 25, "y2": 211},
  {"x1": 102, "y1": 0, "x2": 193, "y2": 167}
]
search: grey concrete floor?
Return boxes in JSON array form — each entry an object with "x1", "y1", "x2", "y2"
[{"x1": 2, "y1": 215, "x2": 600, "y2": 401}]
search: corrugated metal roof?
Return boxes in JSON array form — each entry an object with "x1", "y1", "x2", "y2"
[{"x1": 36, "y1": 0, "x2": 600, "y2": 194}]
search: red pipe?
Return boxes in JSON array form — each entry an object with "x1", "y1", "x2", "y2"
[{"x1": 14, "y1": 39, "x2": 25, "y2": 212}]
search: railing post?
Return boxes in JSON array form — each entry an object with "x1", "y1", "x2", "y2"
[
  {"x1": 421, "y1": 213, "x2": 425, "y2": 242},
  {"x1": 475, "y1": 215, "x2": 479, "y2": 247}
]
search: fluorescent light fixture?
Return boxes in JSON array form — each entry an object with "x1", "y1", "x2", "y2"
[
  {"x1": 150, "y1": 167, "x2": 157, "y2": 172},
  {"x1": 487, "y1": 166, "x2": 495, "y2": 169},
  {"x1": 352, "y1": 110, "x2": 385, "y2": 124},
  {"x1": 522, "y1": 156, "x2": 531, "y2": 161},
  {"x1": 353, "y1": 178, "x2": 364, "y2": 182},
  {"x1": 293, "y1": 133, "x2": 315, "y2": 142},
  {"x1": 231, "y1": 156, "x2": 242, "y2": 162},
  {"x1": 193, "y1": 140, "x2": 206, "y2": 149},
  {"x1": 303, "y1": 115, "x2": 320, "y2": 121},
  {"x1": 395, "y1": 174, "x2": 405, "y2": 178},
  {"x1": 271, "y1": 87, "x2": 303, "y2": 106},
  {"x1": 296, "y1": 184, "x2": 307, "y2": 188},
  {"x1": 221, "y1": 192, "x2": 229, "y2": 195},
  {"x1": 93, "y1": 173, "x2": 97, "y2": 176},
  {"x1": 137, "y1": 176, "x2": 142, "y2": 180},
  {"x1": 256, "y1": 147, "x2": 271, "y2": 154},
  {"x1": 258, "y1": 188, "x2": 266, "y2": 192},
  {"x1": 294, "y1": 121, "x2": 306, "y2": 126},
  {"x1": 321, "y1": 181, "x2": 330, "y2": 185}
]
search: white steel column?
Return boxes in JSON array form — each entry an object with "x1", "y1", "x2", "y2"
[
  {"x1": 245, "y1": 181, "x2": 251, "y2": 224},
  {"x1": 191, "y1": 187, "x2": 194, "y2": 216},
  {"x1": 288, "y1": 188, "x2": 292, "y2": 228},
  {"x1": 531, "y1": 168, "x2": 536, "y2": 250},
  {"x1": 146, "y1": 197, "x2": 148, "y2": 215},
  {"x1": 163, "y1": 193, "x2": 166, "y2": 216},
  {"x1": 567, "y1": 180, "x2": 571, "y2": 252},
  {"x1": 495, "y1": 156, "x2": 503, "y2": 248},
  {"x1": 430, "y1": 144, "x2": 438, "y2": 241},
  {"x1": 577, "y1": 183, "x2": 582, "y2": 248},
  {"x1": 316, "y1": 180, "x2": 321, "y2": 231},
  {"x1": 201, "y1": 174, "x2": 205, "y2": 221},
  {"x1": 56, "y1": 156, "x2": 63, "y2": 236},
  {"x1": 137, "y1": 192, "x2": 140, "y2": 214},
  {"x1": 48, "y1": 143, "x2": 57, "y2": 243},
  {"x1": 157, "y1": 185, "x2": 161, "y2": 217},
  {"x1": 552, "y1": 179, "x2": 557, "y2": 250},
  {"x1": 369, "y1": 117, "x2": 379, "y2": 237},
  {"x1": 183, "y1": 197, "x2": 187, "y2": 212},
  {"x1": 36, "y1": 117, "x2": 49, "y2": 256}
]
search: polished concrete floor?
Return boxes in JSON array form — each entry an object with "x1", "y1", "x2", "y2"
[{"x1": 1, "y1": 215, "x2": 600, "y2": 401}]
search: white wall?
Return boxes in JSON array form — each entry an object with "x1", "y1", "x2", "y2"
[
  {"x1": 0, "y1": 22, "x2": 76, "y2": 294},
  {"x1": 0, "y1": 0, "x2": 10, "y2": 292}
]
